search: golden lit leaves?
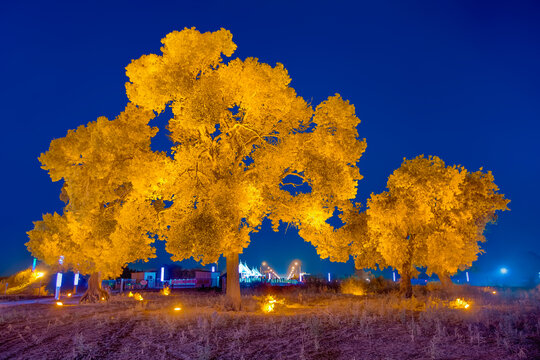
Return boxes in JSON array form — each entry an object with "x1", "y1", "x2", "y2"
[
  {"x1": 124, "y1": 28, "x2": 368, "y2": 264},
  {"x1": 31, "y1": 28, "x2": 367, "y2": 278},
  {"x1": 359, "y1": 155, "x2": 509, "y2": 278},
  {"x1": 126, "y1": 28, "x2": 236, "y2": 113},
  {"x1": 27, "y1": 103, "x2": 161, "y2": 278}
]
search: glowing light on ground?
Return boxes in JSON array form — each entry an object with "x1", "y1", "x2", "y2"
[
  {"x1": 449, "y1": 298, "x2": 471, "y2": 309},
  {"x1": 341, "y1": 281, "x2": 365, "y2": 296},
  {"x1": 161, "y1": 286, "x2": 170, "y2": 296},
  {"x1": 67, "y1": 293, "x2": 72, "y2": 297},
  {"x1": 56, "y1": 302, "x2": 63, "y2": 306},
  {"x1": 174, "y1": 307, "x2": 182, "y2": 311},
  {"x1": 128, "y1": 292, "x2": 134, "y2": 297},
  {"x1": 133, "y1": 293, "x2": 143, "y2": 301},
  {"x1": 262, "y1": 295, "x2": 284, "y2": 313},
  {"x1": 3, "y1": 269, "x2": 48, "y2": 295}
]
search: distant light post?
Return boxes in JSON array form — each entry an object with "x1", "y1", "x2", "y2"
[
  {"x1": 466, "y1": 271, "x2": 469, "y2": 282},
  {"x1": 328, "y1": 273, "x2": 331, "y2": 282},
  {"x1": 55, "y1": 256, "x2": 64, "y2": 300},
  {"x1": 73, "y1": 271, "x2": 79, "y2": 294},
  {"x1": 32, "y1": 258, "x2": 37, "y2": 272},
  {"x1": 55, "y1": 273, "x2": 63, "y2": 300},
  {"x1": 392, "y1": 271, "x2": 396, "y2": 282}
]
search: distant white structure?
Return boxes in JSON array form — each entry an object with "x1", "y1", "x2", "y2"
[{"x1": 239, "y1": 262, "x2": 263, "y2": 279}]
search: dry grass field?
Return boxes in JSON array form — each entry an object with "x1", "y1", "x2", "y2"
[{"x1": 1, "y1": 285, "x2": 539, "y2": 360}]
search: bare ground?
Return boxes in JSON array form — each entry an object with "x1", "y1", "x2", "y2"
[{"x1": 0, "y1": 288, "x2": 539, "y2": 360}]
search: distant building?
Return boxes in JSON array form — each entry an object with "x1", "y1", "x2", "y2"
[
  {"x1": 131, "y1": 271, "x2": 158, "y2": 288},
  {"x1": 170, "y1": 269, "x2": 212, "y2": 288}
]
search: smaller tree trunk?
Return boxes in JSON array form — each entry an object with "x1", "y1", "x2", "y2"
[
  {"x1": 80, "y1": 272, "x2": 109, "y2": 303},
  {"x1": 400, "y1": 270, "x2": 413, "y2": 298},
  {"x1": 438, "y1": 272, "x2": 453, "y2": 289},
  {"x1": 225, "y1": 253, "x2": 241, "y2": 310},
  {"x1": 400, "y1": 234, "x2": 414, "y2": 298}
]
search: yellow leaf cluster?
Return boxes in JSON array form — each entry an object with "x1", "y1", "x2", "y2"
[
  {"x1": 28, "y1": 28, "x2": 367, "y2": 274},
  {"x1": 352, "y1": 155, "x2": 509, "y2": 278},
  {"x1": 27, "y1": 104, "x2": 164, "y2": 278},
  {"x1": 124, "y1": 28, "x2": 366, "y2": 263}
]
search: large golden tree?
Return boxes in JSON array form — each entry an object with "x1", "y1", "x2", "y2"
[
  {"x1": 125, "y1": 28, "x2": 366, "y2": 308},
  {"x1": 27, "y1": 104, "x2": 166, "y2": 302},
  {"x1": 357, "y1": 155, "x2": 509, "y2": 297}
]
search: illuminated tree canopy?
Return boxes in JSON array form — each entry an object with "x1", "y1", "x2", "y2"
[
  {"x1": 26, "y1": 104, "x2": 166, "y2": 301},
  {"x1": 125, "y1": 28, "x2": 366, "y2": 307},
  {"x1": 350, "y1": 155, "x2": 509, "y2": 296}
]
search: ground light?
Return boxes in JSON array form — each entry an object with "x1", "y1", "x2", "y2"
[
  {"x1": 56, "y1": 302, "x2": 63, "y2": 306},
  {"x1": 262, "y1": 295, "x2": 284, "y2": 313},
  {"x1": 449, "y1": 298, "x2": 471, "y2": 309},
  {"x1": 173, "y1": 306, "x2": 182, "y2": 311}
]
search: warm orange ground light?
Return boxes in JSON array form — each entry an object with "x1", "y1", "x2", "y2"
[
  {"x1": 450, "y1": 298, "x2": 471, "y2": 309},
  {"x1": 174, "y1": 307, "x2": 181, "y2": 311},
  {"x1": 67, "y1": 293, "x2": 72, "y2": 297},
  {"x1": 56, "y1": 302, "x2": 63, "y2": 306},
  {"x1": 262, "y1": 295, "x2": 284, "y2": 313},
  {"x1": 128, "y1": 292, "x2": 134, "y2": 297},
  {"x1": 161, "y1": 287, "x2": 171, "y2": 296}
]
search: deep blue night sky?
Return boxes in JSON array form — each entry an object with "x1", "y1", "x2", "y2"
[{"x1": 1, "y1": 1, "x2": 538, "y2": 285}]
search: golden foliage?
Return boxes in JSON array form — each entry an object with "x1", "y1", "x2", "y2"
[
  {"x1": 124, "y1": 28, "x2": 366, "y2": 264},
  {"x1": 26, "y1": 104, "x2": 163, "y2": 278},
  {"x1": 353, "y1": 155, "x2": 509, "y2": 280},
  {"x1": 27, "y1": 28, "x2": 366, "y2": 276}
]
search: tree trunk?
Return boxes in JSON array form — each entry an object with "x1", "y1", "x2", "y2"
[
  {"x1": 80, "y1": 272, "x2": 109, "y2": 303},
  {"x1": 400, "y1": 270, "x2": 413, "y2": 298},
  {"x1": 225, "y1": 253, "x2": 241, "y2": 310},
  {"x1": 400, "y1": 234, "x2": 414, "y2": 298},
  {"x1": 438, "y1": 272, "x2": 453, "y2": 289}
]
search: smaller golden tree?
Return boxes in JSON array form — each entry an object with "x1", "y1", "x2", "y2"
[
  {"x1": 355, "y1": 155, "x2": 509, "y2": 297},
  {"x1": 27, "y1": 104, "x2": 166, "y2": 302}
]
